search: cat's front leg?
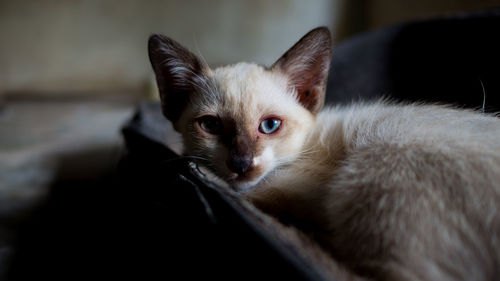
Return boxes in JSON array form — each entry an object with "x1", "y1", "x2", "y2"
[
  {"x1": 243, "y1": 185, "x2": 293, "y2": 218},
  {"x1": 243, "y1": 179, "x2": 329, "y2": 234}
]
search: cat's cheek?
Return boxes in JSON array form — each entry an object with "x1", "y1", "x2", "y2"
[
  {"x1": 250, "y1": 147, "x2": 277, "y2": 182},
  {"x1": 252, "y1": 146, "x2": 275, "y2": 167}
]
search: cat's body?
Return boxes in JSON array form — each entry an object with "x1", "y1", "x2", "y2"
[
  {"x1": 250, "y1": 102, "x2": 500, "y2": 280},
  {"x1": 148, "y1": 27, "x2": 500, "y2": 280}
]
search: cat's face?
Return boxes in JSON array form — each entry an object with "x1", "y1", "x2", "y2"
[
  {"x1": 149, "y1": 27, "x2": 332, "y2": 191},
  {"x1": 175, "y1": 63, "x2": 316, "y2": 190}
]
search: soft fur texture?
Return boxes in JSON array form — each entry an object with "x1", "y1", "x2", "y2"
[{"x1": 149, "y1": 27, "x2": 500, "y2": 280}]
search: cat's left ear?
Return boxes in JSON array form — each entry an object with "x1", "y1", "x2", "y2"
[{"x1": 272, "y1": 27, "x2": 332, "y2": 114}]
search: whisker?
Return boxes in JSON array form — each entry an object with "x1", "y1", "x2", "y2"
[
  {"x1": 162, "y1": 155, "x2": 210, "y2": 163},
  {"x1": 192, "y1": 35, "x2": 211, "y2": 69},
  {"x1": 274, "y1": 148, "x2": 320, "y2": 166},
  {"x1": 479, "y1": 78, "x2": 486, "y2": 114}
]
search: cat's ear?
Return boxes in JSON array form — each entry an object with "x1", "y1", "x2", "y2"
[
  {"x1": 272, "y1": 27, "x2": 332, "y2": 114},
  {"x1": 148, "y1": 34, "x2": 208, "y2": 122}
]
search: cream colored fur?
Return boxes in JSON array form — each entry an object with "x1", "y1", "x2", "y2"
[
  {"x1": 248, "y1": 102, "x2": 500, "y2": 280},
  {"x1": 148, "y1": 28, "x2": 500, "y2": 281}
]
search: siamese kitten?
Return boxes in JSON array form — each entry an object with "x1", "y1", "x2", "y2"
[{"x1": 148, "y1": 27, "x2": 500, "y2": 281}]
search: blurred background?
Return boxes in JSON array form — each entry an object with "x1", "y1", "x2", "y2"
[
  {"x1": 0, "y1": 0, "x2": 500, "y2": 277},
  {"x1": 2, "y1": 0, "x2": 500, "y2": 98}
]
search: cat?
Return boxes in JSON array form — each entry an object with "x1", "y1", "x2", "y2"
[{"x1": 148, "y1": 27, "x2": 500, "y2": 281}]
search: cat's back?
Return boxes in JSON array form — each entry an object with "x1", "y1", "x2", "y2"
[
  {"x1": 314, "y1": 102, "x2": 500, "y2": 281},
  {"x1": 335, "y1": 102, "x2": 500, "y2": 195},
  {"x1": 335, "y1": 102, "x2": 500, "y2": 150}
]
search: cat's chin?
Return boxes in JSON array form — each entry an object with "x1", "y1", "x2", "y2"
[
  {"x1": 197, "y1": 164, "x2": 266, "y2": 192},
  {"x1": 228, "y1": 176, "x2": 264, "y2": 193},
  {"x1": 226, "y1": 167, "x2": 275, "y2": 192}
]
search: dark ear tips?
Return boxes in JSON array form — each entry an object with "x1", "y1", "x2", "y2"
[
  {"x1": 272, "y1": 27, "x2": 333, "y2": 69},
  {"x1": 305, "y1": 26, "x2": 332, "y2": 44},
  {"x1": 148, "y1": 34, "x2": 164, "y2": 72},
  {"x1": 148, "y1": 33, "x2": 163, "y2": 44},
  {"x1": 148, "y1": 34, "x2": 164, "y2": 52},
  {"x1": 310, "y1": 27, "x2": 333, "y2": 55},
  {"x1": 148, "y1": 35, "x2": 162, "y2": 60},
  {"x1": 148, "y1": 34, "x2": 175, "y2": 56},
  {"x1": 148, "y1": 34, "x2": 176, "y2": 70},
  {"x1": 147, "y1": 34, "x2": 207, "y2": 122},
  {"x1": 272, "y1": 27, "x2": 333, "y2": 114},
  {"x1": 313, "y1": 26, "x2": 331, "y2": 37},
  {"x1": 148, "y1": 34, "x2": 160, "y2": 47}
]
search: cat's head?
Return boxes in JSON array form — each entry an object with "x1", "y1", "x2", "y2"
[{"x1": 148, "y1": 27, "x2": 332, "y2": 191}]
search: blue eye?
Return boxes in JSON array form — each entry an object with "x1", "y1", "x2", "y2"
[{"x1": 259, "y1": 118, "x2": 282, "y2": 134}]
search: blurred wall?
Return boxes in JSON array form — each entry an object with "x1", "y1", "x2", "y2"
[
  {"x1": 0, "y1": 0, "x2": 336, "y2": 97},
  {"x1": 1, "y1": 0, "x2": 498, "y2": 98},
  {"x1": 334, "y1": 0, "x2": 500, "y2": 41}
]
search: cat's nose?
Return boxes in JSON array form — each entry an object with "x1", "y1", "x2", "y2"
[{"x1": 227, "y1": 154, "x2": 252, "y2": 175}]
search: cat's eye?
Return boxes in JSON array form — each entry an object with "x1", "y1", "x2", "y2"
[
  {"x1": 197, "y1": 115, "x2": 222, "y2": 135},
  {"x1": 259, "y1": 118, "x2": 282, "y2": 134}
]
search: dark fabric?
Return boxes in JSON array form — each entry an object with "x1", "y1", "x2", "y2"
[
  {"x1": 117, "y1": 104, "x2": 331, "y2": 280},
  {"x1": 326, "y1": 11, "x2": 500, "y2": 112},
  {"x1": 8, "y1": 103, "x2": 329, "y2": 281}
]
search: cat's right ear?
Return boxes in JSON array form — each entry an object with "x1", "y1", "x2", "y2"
[{"x1": 148, "y1": 34, "x2": 208, "y2": 122}]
